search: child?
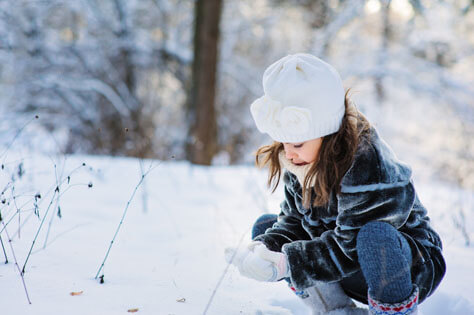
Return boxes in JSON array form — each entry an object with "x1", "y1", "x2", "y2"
[{"x1": 226, "y1": 53, "x2": 446, "y2": 314}]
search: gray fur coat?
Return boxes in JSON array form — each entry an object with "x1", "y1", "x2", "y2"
[{"x1": 254, "y1": 128, "x2": 446, "y2": 303}]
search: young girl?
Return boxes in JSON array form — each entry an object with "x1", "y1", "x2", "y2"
[{"x1": 226, "y1": 53, "x2": 446, "y2": 314}]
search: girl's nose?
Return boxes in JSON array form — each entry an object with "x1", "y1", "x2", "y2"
[{"x1": 285, "y1": 149, "x2": 297, "y2": 160}]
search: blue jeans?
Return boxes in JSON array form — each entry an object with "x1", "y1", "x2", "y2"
[{"x1": 251, "y1": 214, "x2": 414, "y2": 304}]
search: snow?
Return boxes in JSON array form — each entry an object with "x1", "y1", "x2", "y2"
[{"x1": 1, "y1": 153, "x2": 473, "y2": 315}]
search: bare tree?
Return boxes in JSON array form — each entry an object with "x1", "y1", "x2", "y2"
[{"x1": 186, "y1": 0, "x2": 223, "y2": 165}]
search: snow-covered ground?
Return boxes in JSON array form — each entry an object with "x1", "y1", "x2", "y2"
[{"x1": 1, "y1": 153, "x2": 473, "y2": 315}]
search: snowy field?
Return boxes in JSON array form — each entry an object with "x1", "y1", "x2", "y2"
[{"x1": 1, "y1": 153, "x2": 473, "y2": 315}]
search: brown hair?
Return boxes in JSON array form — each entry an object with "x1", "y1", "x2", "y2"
[{"x1": 254, "y1": 90, "x2": 372, "y2": 208}]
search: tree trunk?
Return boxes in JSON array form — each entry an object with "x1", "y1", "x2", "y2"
[{"x1": 187, "y1": 0, "x2": 223, "y2": 165}]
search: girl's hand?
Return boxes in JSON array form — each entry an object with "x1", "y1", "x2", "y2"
[{"x1": 225, "y1": 242, "x2": 289, "y2": 282}]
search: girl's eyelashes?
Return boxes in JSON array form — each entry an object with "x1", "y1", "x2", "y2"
[{"x1": 282, "y1": 142, "x2": 304, "y2": 148}]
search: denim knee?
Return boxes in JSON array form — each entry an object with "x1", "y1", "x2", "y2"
[
  {"x1": 356, "y1": 221, "x2": 413, "y2": 303},
  {"x1": 251, "y1": 214, "x2": 277, "y2": 239}
]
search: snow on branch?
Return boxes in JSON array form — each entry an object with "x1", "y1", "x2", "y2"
[
  {"x1": 312, "y1": 0, "x2": 366, "y2": 56},
  {"x1": 33, "y1": 76, "x2": 131, "y2": 117}
]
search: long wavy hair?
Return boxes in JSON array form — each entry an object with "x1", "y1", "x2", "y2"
[{"x1": 254, "y1": 90, "x2": 372, "y2": 208}]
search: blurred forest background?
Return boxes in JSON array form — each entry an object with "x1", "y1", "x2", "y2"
[{"x1": 0, "y1": 0, "x2": 473, "y2": 191}]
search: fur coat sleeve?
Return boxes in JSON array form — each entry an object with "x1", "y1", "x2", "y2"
[{"x1": 253, "y1": 128, "x2": 445, "y2": 302}]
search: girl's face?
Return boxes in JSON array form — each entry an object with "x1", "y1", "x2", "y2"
[{"x1": 283, "y1": 138, "x2": 323, "y2": 166}]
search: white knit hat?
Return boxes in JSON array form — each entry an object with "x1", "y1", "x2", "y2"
[{"x1": 250, "y1": 53, "x2": 345, "y2": 143}]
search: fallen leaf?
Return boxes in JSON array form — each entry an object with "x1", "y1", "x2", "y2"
[
  {"x1": 127, "y1": 308, "x2": 139, "y2": 313},
  {"x1": 176, "y1": 298, "x2": 186, "y2": 303},
  {"x1": 70, "y1": 291, "x2": 83, "y2": 296}
]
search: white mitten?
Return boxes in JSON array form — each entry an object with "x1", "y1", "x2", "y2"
[
  {"x1": 225, "y1": 242, "x2": 289, "y2": 282},
  {"x1": 253, "y1": 243, "x2": 289, "y2": 280},
  {"x1": 225, "y1": 241, "x2": 262, "y2": 268}
]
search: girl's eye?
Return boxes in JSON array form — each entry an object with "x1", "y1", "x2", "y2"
[{"x1": 293, "y1": 143, "x2": 303, "y2": 148}]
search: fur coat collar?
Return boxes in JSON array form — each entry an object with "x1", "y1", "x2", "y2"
[{"x1": 278, "y1": 150, "x2": 316, "y2": 189}]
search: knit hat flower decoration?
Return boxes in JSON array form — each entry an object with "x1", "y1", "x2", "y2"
[
  {"x1": 250, "y1": 96, "x2": 312, "y2": 136},
  {"x1": 250, "y1": 53, "x2": 345, "y2": 143}
]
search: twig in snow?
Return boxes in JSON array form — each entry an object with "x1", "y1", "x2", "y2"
[
  {"x1": 42, "y1": 198, "x2": 61, "y2": 249},
  {"x1": 43, "y1": 160, "x2": 66, "y2": 248},
  {"x1": 202, "y1": 226, "x2": 251, "y2": 315},
  {"x1": 21, "y1": 187, "x2": 58, "y2": 275},
  {"x1": 94, "y1": 161, "x2": 161, "y2": 281},
  {"x1": 0, "y1": 234, "x2": 8, "y2": 263},
  {"x1": 21, "y1": 163, "x2": 87, "y2": 274},
  {"x1": 0, "y1": 163, "x2": 85, "y2": 235},
  {"x1": 12, "y1": 187, "x2": 21, "y2": 239},
  {"x1": 139, "y1": 159, "x2": 148, "y2": 213},
  {"x1": 1, "y1": 221, "x2": 32, "y2": 304},
  {"x1": 2, "y1": 205, "x2": 36, "y2": 237}
]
